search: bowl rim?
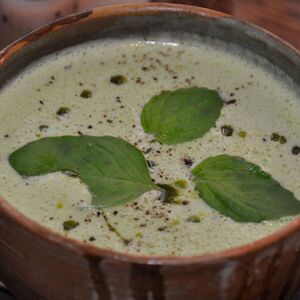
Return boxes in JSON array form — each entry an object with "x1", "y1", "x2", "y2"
[{"x1": 1, "y1": 2, "x2": 300, "y2": 266}]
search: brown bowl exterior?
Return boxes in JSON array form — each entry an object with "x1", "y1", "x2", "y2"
[{"x1": 1, "y1": 3, "x2": 300, "y2": 300}]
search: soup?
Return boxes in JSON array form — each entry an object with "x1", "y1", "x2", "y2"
[{"x1": 1, "y1": 37, "x2": 300, "y2": 256}]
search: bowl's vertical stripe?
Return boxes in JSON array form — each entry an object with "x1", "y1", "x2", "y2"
[
  {"x1": 130, "y1": 264, "x2": 165, "y2": 300},
  {"x1": 86, "y1": 256, "x2": 111, "y2": 300}
]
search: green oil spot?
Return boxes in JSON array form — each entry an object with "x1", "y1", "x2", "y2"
[
  {"x1": 238, "y1": 131, "x2": 247, "y2": 138},
  {"x1": 63, "y1": 220, "x2": 79, "y2": 231},
  {"x1": 80, "y1": 89, "x2": 92, "y2": 98},
  {"x1": 56, "y1": 201, "x2": 64, "y2": 209},
  {"x1": 186, "y1": 215, "x2": 201, "y2": 223},
  {"x1": 56, "y1": 107, "x2": 70, "y2": 116},
  {"x1": 110, "y1": 75, "x2": 127, "y2": 85},
  {"x1": 174, "y1": 179, "x2": 187, "y2": 189}
]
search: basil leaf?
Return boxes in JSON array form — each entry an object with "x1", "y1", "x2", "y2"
[
  {"x1": 9, "y1": 136, "x2": 158, "y2": 208},
  {"x1": 141, "y1": 87, "x2": 223, "y2": 144},
  {"x1": 192, "y1": 155, "x2": 300, "y2": 222}
]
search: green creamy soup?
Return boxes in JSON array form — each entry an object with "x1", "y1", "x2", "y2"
[{"x1": 1, "y1": 37, "x2": 300, "y2": 256}]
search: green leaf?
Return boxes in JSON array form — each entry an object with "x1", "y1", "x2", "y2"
[
  {"x1": 141, "y1": 87, "x2": 223, "y2": 144},
  {"x1": 9, "y1": 135, "x2": 158, "y2": 208},
  {"x1": 192, "y1": 154, "x2": 300, "y2": 222}
]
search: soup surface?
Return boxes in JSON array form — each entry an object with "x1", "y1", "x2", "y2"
[{"x1": 0, "y1": 37, "x2": 300, "y2": 256}]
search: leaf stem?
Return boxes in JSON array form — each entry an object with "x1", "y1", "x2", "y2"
[
  {"x1": 98, "y1": 209, "x2": 131, "y2": 245},
  {"x1": 157, "y1": 183, "x2": 178, "y2": 203}
]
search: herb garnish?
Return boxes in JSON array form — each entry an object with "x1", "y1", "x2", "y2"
[
  {"x1": 9, "y1": 135, "x2": 165, "y2": 208},
  {"x1": 141, "y1": 87, "x2": 223, "y2": 144},
  {"x1": 192, "y1": 154, "x2": 300, "y2": 222}
]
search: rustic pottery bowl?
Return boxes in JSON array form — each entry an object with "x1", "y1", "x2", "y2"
[{"x1": 1, "y1": 3, "x2": 300, "y2": 300}]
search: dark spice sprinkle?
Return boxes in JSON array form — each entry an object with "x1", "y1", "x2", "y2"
[
  {"x1": 4, "y1": 134, "x2": 9, "y2": 138},
  {"x1": 87, "y1": 125, "x2": 93, "y2": 129},
  {"x1": 63, "y1": 220, "x2": 79, "y2": 231},
  {"x1": 147, "y1": 160, "x2": 157, "y2": 168},
  {"x1": 39, "y1": 125, "x2": 48, "y2": 132},
  {"x1": 262, "y1": 137, "x2": 267, "y2": 142},
  {"x1": 56, "y1": 107, "x2": 70, "y2": 116},
  {"x1": 292, "y1": 146, "x2": 300, "y2": 155},
  {"x1": 110, "y1": 75, "x2": 127, "y2": 85},
  {"x1": 182, "y1": 200, "x2": 189, "y2": 205},
  {"x1": 80, "y1": 89, "x2": 92, "y2": 98},
  {"x1": 39, "y1": 100, "x2": 44, "y2": 105},
  {"x1": 144, "y1": 148, "x2": 153, "y2": 154},
  {"x1": 221, "y1": 125, "x2": 234, "y2": 136},
  {"x1": 113, "y1": 210, "x2": 118, "y2": 216},
  {"x1": 225, "y1": 99, "x2": 237, "y2": 105},
  {"x1": 183, "y1": 158, "x2": 193, "y2": 167},
  {"x1": 64, "y1": 64, "x2": 72, "y2": 70},
  {"x1": 89, "y1": 236, "x2": 96, "y2": 242},
  {"x1": 136, "y1": 77, "x2": 145, "y2": 84},
  {"x1": 77, "y1": 131, "x2": 83, "y2": 135},
  {"x1": 158, "y1": 226, "x2": 168, "y2": 232}
]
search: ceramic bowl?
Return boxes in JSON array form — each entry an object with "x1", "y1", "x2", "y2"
[{"x1": 1, "y1": 3, "x2": 300, "y2": 300}]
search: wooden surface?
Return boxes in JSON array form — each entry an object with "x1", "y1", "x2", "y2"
[
  {"x1": 234, "y1": 0, "x2": 300, "y2": 50},
  {"x1": 152, "y1": 0, "x2": 300, "y2": 49},
  {"x1": 0, "y1": 0, "x2": 299, "y2": 49}
]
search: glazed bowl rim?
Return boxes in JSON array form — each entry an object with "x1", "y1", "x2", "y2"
[{"x1": 1, "y1": 2, "x2": 300, "y2": 265}]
